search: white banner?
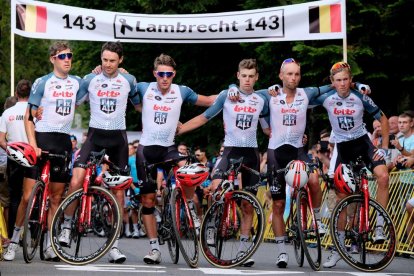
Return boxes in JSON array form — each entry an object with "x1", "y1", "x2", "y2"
[{"x1": 11, "y1": 0, "x2": 345, "y2": 43}]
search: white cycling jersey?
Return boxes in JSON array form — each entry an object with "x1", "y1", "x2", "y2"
[
  {"x1": 77, "y1": 72, "x2": 139, "y2": 130},
  {"x1": 204, "y1": 89, "x2": 268, "y2": 148},
  {"x1": 29, "y1": 73, "x2": 81, "y2": 134},
  {"x1": 136, "y1": 82, "x2": 198, "y2": 147},
  {"x1": 0, "y1": 102, "x2": 28, "y2": 143}
]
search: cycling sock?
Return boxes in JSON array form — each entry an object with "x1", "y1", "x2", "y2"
[
  {"x1": 338, "y1": 231, "x2": 345, "y2": 248},
  {"x1": 313, "y1": 207, "x2": 321, "y2": 221},
  {"x1": 238, "y1": 234, "x2": 249, "y2": 252},
  {"x1": 11, "y1": 225, "x2": 21, "y2": 243},
  {"x1": 150, "y1": 238, "x2": 160, "y2": 252},
  {"x1": 377, "y1": 214, "x2": 384, "y2": 227},
  {"x1": 112, "y1": 238, "x2": 119, "y2": 249},
  {"x1": 46, "y1": 231, "x2": 51, "y2": 248},
  {"x1": 125, "y1": 223, "x2": 130, "y2": 233},
  {"x1": 275, "y1": 236, "x2": 286, "y2": 255},
  {"x1": 133, "y1": 223, "x2": 139, "y2": 232},
  {"x1": 62, "y1": 214, "x2": 73, "y2": 229}
]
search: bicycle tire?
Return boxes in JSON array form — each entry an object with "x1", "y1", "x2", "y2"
[
  {"x1": 51, "y1": 186, "x2": 121, "y2": 265},
  {"x1": 22, "y1": 180, "x2": 44, "y2": 263},
  {"x1": 171, "y1": 187, "x2": 198, "y2": 267},
  {"x1": 39, "y1": 229, "x2": 47, "y2": 261},
  {"x1": 296, "y1": 189, "x2": 321, "y2": 271},
  {"x1": 200, "y1": 190, "x2": 264, "y2": 268},
  {"x1": 162, "y1": 188, "x2": 179, "y2": 264},
  {"x1": 330, "y1": 194, "x2": 397, "y2": 272},
  {"x1": 288, "y1": 191, "x2": 304, "y2": 267}
]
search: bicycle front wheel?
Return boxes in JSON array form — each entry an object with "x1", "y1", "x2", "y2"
[
  {"x1": 296, "y1": 189, "x2": 321, "y2": 271},
  {"x1": 51, "y1": 186, "x2": 121, "y2": 265},
  {"x1": 22, "y1": 180, "x2": 45, "y2": 263},
  {"x1": 330, "y1": 194, "x2": 397, "y2": 272},
  {"x1": 200, "y1": 190, "x2": 265, "y2": 268},
  {"x1": 162, "y1": 188, "x2": 179, "y2": 264},
  {"x1": 171, "y1": 187, "x2": 198, "y2": 268}
]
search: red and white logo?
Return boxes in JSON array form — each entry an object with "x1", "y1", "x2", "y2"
[
  {"x1": 153, "y1": 104, "x2": 171, "y2": 111},
  {"x1": 333, "y1": 108, "x2": 355, "y2": 115},
  {"x1": 97, "y1": 90, "x2": 121, "y2": 97},
  {"x1": 234, "y1": 105, "x2": 257, "y2": 113},
  {"x1": 53, "y1": 91, "x2": 74, "y2": 97}
]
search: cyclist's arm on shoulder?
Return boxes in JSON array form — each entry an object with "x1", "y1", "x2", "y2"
[
  {"x1": 378, "y1": 112, "x2": 389, "y2": 149},
  {"x1": 177, "y1": 114, "x2": 209, "y2": 136}
]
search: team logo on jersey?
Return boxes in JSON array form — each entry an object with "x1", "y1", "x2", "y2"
[
  {"x1": 280, "y1": 100, "x2": 285, "y2": 104},
  {"x1": 153, "y1": 104, "x2": 171, "y2": 111},
  {"x1": 334, "y1": 108, "x2": 355, "y2": 115},
  {"x1": 56, "y1": 99, "x2": 72, "y2": 116},
  {"x1": 336, "y1": 102, "x2": 343, "y2": 106},
  {"x1": 283, "y1": 114, "x2": 297, "y2": 126},
  {"x1": 56, "y1": 85, "x2": 61, "y2": 89},
  {"x1": 8, "y1": 115, "x2": 23, "y2": 121},
  {"x1": 234, "y1": 105, "x2": 257, "y2": 113},
  {"x1": 155, "y1": 96, "x2": 162, "y2": 101},
  {"x1": 53, "y1": 91, "x2": 74, "y2": 97},
  {"x1": 154, "y1": 112, "x2": 167, "y2": 125},
  {"x1": 337, "y1": 116, "x2": 355, "y2": 131},
  {"x1": 102, "y1": 84, "x2": 108, "y2": 88},
  {"x1": 362, "y1": 95, "x2": 377, "y2": 108},
  {"x1": 281, "y1": 107, "x2": 298, "y2": 114},
  {"x1": 97, "y1": 90, "x2": 120, "y2": 97},
  {"x1": 238, "y1": 99, "x2": 245, "y2": 103},
  {"x1": 236, "y1": 114, "x2": 253, "y2": 130},
  {"x1": 100, "y1": 98, "x2": 117, "y2": 114}
]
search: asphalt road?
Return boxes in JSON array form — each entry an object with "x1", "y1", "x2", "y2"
[{"x1": 1, "y1": 236, "x2": 413, "y2": 276}]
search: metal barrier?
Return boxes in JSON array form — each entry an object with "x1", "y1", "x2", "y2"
[{"x1": 261, "y1": 170, "x2": 414, "y2": 256}]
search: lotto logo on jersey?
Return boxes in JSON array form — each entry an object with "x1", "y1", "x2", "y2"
[
  {"x1": 97, "y1": 90, "x2": 121, "y2": 97},
  {"x1": 281, "y1": 107, "x2": 299, "y2": 114},
  {"x1": 56, "y1": 99, "x2": 72, "y2": 116},
  {"x1": 100, "y1": 98, "x2": 117, "y2": 114},
  {"x1": 234, "y1": 105, "x2": 257, "y2": 113},
  {"x1": 337, "y1": 116, "x2": 355, "y2": 131},
  {"x1": 283, "y1": 114, "x2": 297, "y2": 126},
  {"x1": 153, "y1": 104, "x2": 171, "y2": 111},
  {"x1": 52, "y1": 91, "x2": 74, "y2": 97},
  {"x1": 236, "y1": 114, "x2": 253, "y2": 130},
  {"x1": 154, "y1": 112, "x2": 167, "y2": 124},
  {"x1": 333, "y1": 108, "x2": 355, "y2": 115}
]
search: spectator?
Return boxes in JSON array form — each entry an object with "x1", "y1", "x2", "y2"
[
  {"x1": 194, "y1": 146, "x2": 213, "y2": 216},
  {"x1": 386, "y1": 116, "x2": 401, "y2": 170},
  {"x1": 406, "y1": 197, "x2": 414, "y2": 248},
  {"x1": 371, "y1": 120, "x2": 382, "y2": 148},
  {"x1": 392, "y1": 111, "x2": 414, "y2": 158}
]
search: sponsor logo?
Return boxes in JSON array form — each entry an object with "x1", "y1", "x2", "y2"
[
  {"x1": 56, "y1": 85, "x2": 61, "y2": 89},
  {"x1": 283, "y1": 114, "x2": 297, "y2": 126},
  {"x1": 153, "y1": 104, "x2": 171, "y2": 111},
  {"x1": 280, "y1": 100, "x2": 285, "y2": 104},
  {"x1": 333, "y1": 108, "x2": 355, "y2": 115},
  {"x1": 97, "y1": 90, "x2": 121, "y2": 97},
  {"x1": 234, "y1": 105, "x2": 257, "y2": 113},
  {"x1": 155, "y1": 96, "x2": 162, "y2": 101},
  {"x1": 8, "y1": 115, "x2": 24, "y2": 122},
  {"x1": 236, "y1": 114, "x2": 253, "y2": 130},
  {"x1": 337, "y1": 116, "x2": 355, "y2": 131},
  {"x1": 100, "y1": 98, "x2": 117, "y2": 114},
  {"x1": 336, "y1": 102, "x2": 343, "y2": 106},
  {"x1": 56, "y1": 99, "x2": 72, "y2": 116},
  {"x1": 154, "y1": 112, "x2": 167, "y2": 124},
  {"x1": 102, "y1": 84, "x2": 108, "y2": 88},
  {"x1": 53, "y1": 91, "x2": 74, "y2": 97},
  {"x1": 281, "y1": 107, "x2": 298, "y2": 114}
]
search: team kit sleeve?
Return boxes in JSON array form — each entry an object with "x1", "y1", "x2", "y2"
[
  {"x1": 28, "y1": 76, "x2": 47, "y2": 109},
  {"x1": 179, "y1": 85, "x2": 198, "y2": 105},
  {"x1": 135, "y1": 82, "x2": 150, "y2": 103},
  {"x1": 123, "y1": 73, "x2": 140, "y2": 106},
  {"x1": 76, "y1": 73, "x2": 94, "y2": 105},
  {"x1": 357, "y1": 91, "x2": 383, "y2": 120},
  {"x1": 203, "y1": 90, "x2": 227, "y2": 120}
]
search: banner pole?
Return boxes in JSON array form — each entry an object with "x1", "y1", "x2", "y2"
[
  {"x1": 342, "y1": 0, "x2": 347, "y2": 62},
  {"x1": 11, "y1": 30, "x2": 15, "y2": 96}
]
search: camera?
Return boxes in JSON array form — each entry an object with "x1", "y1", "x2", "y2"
[{"x1": 388, "y1": 134, "x2": 395, "y2": 149}]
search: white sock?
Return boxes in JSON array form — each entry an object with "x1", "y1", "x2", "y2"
[
  {"x1": 133, "y1": 224, "x2": 139, "y2": 232},
  {"x1": 62, "y1": 214, "x2": 73, "y2": 229},
  {"x1": 238, "y1": 234, "x2": 249, "y2": 252},
  {"x1": 125, "y1": 223, "x2": 130, "y2": 233},
  {"x1": 112, "y1": 238, "x2": 119, "y2": 249},
  {"x1": 275, "y1": 236, "x2": 286, "y2": 255},
  {"x1": 46, "y1": 231, "x2": 51, "y2": 248},
  {"x1": 313, "y1": 207, "x2": 321, "y2": 221},
  {"x1": 11, "y1": 225, "x2": 22, "y2": 244},
  {"x1": 150, "y1": 238, "x2": 160, "y2": 252}
]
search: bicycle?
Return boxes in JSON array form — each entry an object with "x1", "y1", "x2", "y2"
[
  {"x1": 283, "y1": 160, "x2": 322, "y2": 271},
  {"x1": 199, "y1": 157, "x2": 266, "y2": 268},
  {"x1": 330, "y1": 156, "x2": 397, "y2": 272},
  {"x1": 20, "y1": 150, "x2": 68, "y2": 263},
  {"x1": 50, "y1": 150, "x2": 127, "y2": 265}
]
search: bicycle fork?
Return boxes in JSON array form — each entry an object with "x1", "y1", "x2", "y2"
[
  {"x1": 78, "y1": 167, "x2": 93, "y2": 233},
  {"x1": 39, "y1": 161, "x2": 51, "y2": 231}
]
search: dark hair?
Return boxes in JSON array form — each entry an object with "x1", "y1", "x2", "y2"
[
  {"x1": 16, "y1": 79, "x2": 31, "y2": 99},
  {"x1": 154, "y1": 54, "x2": 176, "y2": 70},
  {"x1": 70, "y1": 134, "x2": 77, "y2": 141},
  {"x1": 4, "y1": 96, "x2": 17, "y2": 110},
  {"x1": 49, "y1": 41, "x2": 71, "y2": 56},
  {"x1": 238, "y1": 59, "x2": 258, "y2": 73},
  {"x1": 101, "y1": 41, "x2": 123, "y2": 59}
]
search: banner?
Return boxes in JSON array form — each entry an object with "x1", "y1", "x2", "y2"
[{"x1": 11, "y1": 0, "x2": 345, "y2": 43}]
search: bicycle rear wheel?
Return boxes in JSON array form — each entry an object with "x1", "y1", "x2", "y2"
[
  {"x1": 296, "y1": 189, "x2": 321, "y2": 271},
  {"x1": 287, "y1": 191, "x2": 304, "y2": 267},
  {"x1": 51, "y1": 186, "x2": 121, "y2": 265},
  {"x1": 171, "y1": 187, "x2": 198, "y2": 267},
  {"x1": 330, "y1": 194, "x2": 397, "y2": 272},
  {"x1": 200, "y1": 190, "x2": 264, "y2": 268},
  {"x1": 22, "y1": 180, "x2": 44, "y2": 263}
]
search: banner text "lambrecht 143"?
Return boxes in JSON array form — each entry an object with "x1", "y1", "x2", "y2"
[{"x1": 11, "y1": 0, "x2": 345, "y2": 43}]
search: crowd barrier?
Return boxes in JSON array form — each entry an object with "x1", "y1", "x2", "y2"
[{"x1": 258, "y1": 169, "x2": 414, "y2": 256}]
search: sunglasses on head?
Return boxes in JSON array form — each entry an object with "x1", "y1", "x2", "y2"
[
  {"x1": 280, "y1": 58, "x2": 300, "y2": 69},
  {"x1": 330, "y1": 62, "x2": 350, "y2": 74},
  {"x1": 53, "y1": 52, "x2": 73, "y2": 60},
  {"x1": 155, "y1": 71, "x2": 174, "y2": 78}
]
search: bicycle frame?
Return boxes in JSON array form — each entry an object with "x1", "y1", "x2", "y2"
[
  {"x1": 77, "y1": 164, "x2": 96, "y2": 233},
  {"x1": 37, "y1": 160, "x2": 51, "y2": 232}
]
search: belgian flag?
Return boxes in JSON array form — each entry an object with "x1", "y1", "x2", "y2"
[
  {"x1": 309, "y1": 4, "x2": 341, "y2": 33},
  {"x1": 16, "y1": 4, "x2": 47, "y2": 33}
]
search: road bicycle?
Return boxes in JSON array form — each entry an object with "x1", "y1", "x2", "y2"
[
  {"x1": 199, "y1": 157, "x2": 266, "y2": 268},
  {"x1": 22, "y1": 151, "x2": 68, "y2": 263},
  {"x1": 284, "y1": 160, "x2": 322, "y2": 271},
  {"x1": 330, "y1": 156, "x2": 397, "y2": 272},
  {"x1": 50, "y1": 150, "x2": 124, "y2": 265}
]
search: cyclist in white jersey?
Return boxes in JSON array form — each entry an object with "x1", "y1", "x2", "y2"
[
  {"x1": 3, "y1": 42, "x2": 81, "y2": 262},
  {"x1": 177, "y1": 59, "x2": 269, "y2": 267},
  {"x1": 135, "y1": 54, "x2": 216, "y2": 264},
  {"x1": 58, "y1": 42, "x2": 141, "y2": 264},
  {"x1": 312, "y1": 62, "x2": 390, "y2": 268}
]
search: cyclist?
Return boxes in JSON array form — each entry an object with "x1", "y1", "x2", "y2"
[
  {"x1": 58, "y1": 41, "x2": 140, "y2": 264},
  {"x1": 177, "y1": 58, "x2": 269, "y2": 267},
  {"x1": 135, "y1": 54, "x2": 216, "y2": 264},
  {"x1": 2, "y1": 41, "x2": 82, "y2": 262},
  {"x1": 311, "y1": 62, "x2": 390, "y2": 268}
]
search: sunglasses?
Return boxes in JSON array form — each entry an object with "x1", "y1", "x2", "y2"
[
  {"x1": 53, "y1": 52, "x2": 73, "y2": 60},
  {"x1": 155, "y1": 71, "x2": 174, "y2": 78},
  {"x1": 330, "y1": 62, "x2": 350, "y2": 74},
  {"x1": 280, "y1": 58, "x2": 299, "y2": 69}
]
